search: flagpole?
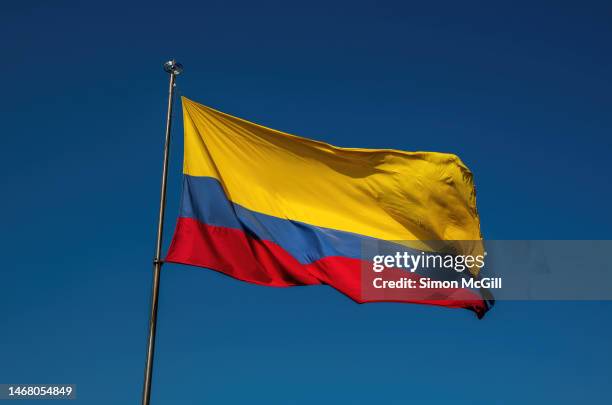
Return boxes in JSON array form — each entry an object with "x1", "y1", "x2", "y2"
[{"x1": 141, "y1": 59, "x2": 183, "y2": 405}]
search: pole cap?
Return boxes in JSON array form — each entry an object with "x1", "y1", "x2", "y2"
[{"x1": 163, "y1": 59, "x2": 183, "y2": 75}]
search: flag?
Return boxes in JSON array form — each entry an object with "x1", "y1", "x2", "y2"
[{"x1": 166, "y1": 97, "x2": 492, "y2": 317}]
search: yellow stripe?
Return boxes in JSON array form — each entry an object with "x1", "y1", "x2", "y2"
[{"x1": 182, "y1": 97, "x2": 482, "y2": 249}]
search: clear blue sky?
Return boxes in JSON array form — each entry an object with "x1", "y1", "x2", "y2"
[{"x1": 1, "y1": 0, "x2": 611, "y2": 404}]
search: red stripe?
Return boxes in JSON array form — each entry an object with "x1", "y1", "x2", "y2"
[{"x1": 166, "y1": 217, "x2": 488, "y2": 318}]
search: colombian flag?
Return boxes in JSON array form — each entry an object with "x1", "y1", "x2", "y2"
[{"x1": 166, "y1": 98, "x2": 492, "y2": 318}]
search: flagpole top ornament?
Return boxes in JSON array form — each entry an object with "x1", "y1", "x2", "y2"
[{"x1": 163, "y1": 59, "x2": 183, "y2": 76}]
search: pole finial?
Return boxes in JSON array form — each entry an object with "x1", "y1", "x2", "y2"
[{"x1": 163, "y1": 59, "x2": 183, "y2": 76}]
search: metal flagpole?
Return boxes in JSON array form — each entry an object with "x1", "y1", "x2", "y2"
[{"x1": 141, "y1": 59, "x2": 183, "y2": 405}]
